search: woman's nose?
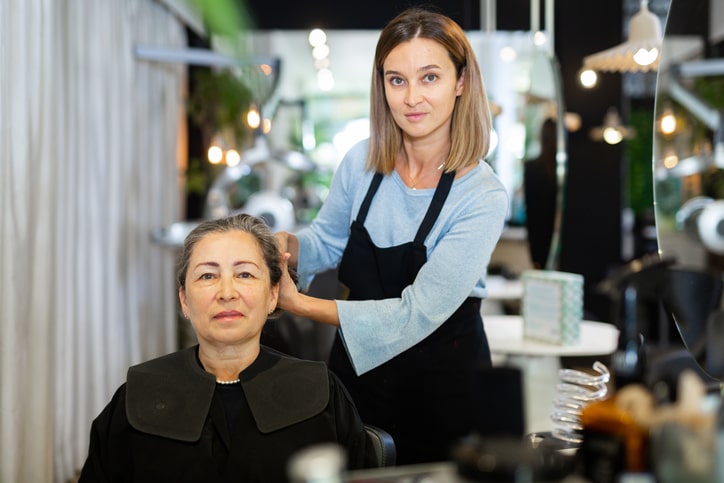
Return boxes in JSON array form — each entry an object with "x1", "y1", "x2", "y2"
[
  {"x1": 217, "y1": 276, "x2": 239, "y2": 300},
  {"x1": 405, "y1": 85, "x2": 421, "y2": 106}
]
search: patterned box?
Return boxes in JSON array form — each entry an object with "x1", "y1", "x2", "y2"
[{"x1": 521, "y1": 270, "x2": 583, "y2": 345}]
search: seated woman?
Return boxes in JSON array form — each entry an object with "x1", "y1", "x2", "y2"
[{"x1": 79, "y1": 213, "x2": 370, "y2": 482}]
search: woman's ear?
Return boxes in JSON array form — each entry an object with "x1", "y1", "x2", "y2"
[
  {"x1": 179, "y1": 287, "x2": 188, "y2": 318},
  {"x1": 269, "y1": 283, "x2": 280, "y2": 314},
  {"x1": 456, "y1": 68, "x2": 465, "y2": 96}
]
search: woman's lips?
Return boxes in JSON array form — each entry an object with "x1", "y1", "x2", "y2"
[
  {"x1": 214, "y1": 310, "x2": 243, "y2": 320},
  {"x1": 405, "y1": 112, "x2": 426, "y2": 122}
]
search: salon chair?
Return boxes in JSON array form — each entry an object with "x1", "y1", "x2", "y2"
[
  {"x1": 599, "y1": 256, "x2": 724, "y2": 398},
  {"x1": 646, "y1": 266, "x2": 724, "y2": 397},
  {"x1": 705, "y1": 309, "x2": 724, "y2": 380},
  {"x1": 598, "y1": 254, "x2": 676, "y2": 347},
  {"x1": 661, "y1": 266, "x2": 724, "y2": 361},
  {"x1": 363, "y1": 424, "x2": 396, "y2": 467}
]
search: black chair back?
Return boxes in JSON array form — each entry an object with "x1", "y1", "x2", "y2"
[
  {"x1": 363, "y1": 424, "x2": 396, "y2": 467},
  {"x1": 662, "y1": 267, "x2": 724, "y2": 360}
]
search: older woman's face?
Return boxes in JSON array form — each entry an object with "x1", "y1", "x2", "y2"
[{"x1": 179, "y1": 231, "x2": 279, "y2": 348}]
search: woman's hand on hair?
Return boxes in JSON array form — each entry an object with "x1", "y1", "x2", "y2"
[
  {"x1": 277, "y1": 251, "x2": 301, "y2": 312},
  {"x1": 274, "y1": 231, "x2": 299, "y2": 269}
]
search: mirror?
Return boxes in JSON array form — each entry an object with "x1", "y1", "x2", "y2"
[
  {"x1": 468, "y1": 31, "x2": 567, "y2": 271},
  {"x1": 243, "y1": 29, "x2": 567, "y2": 271},
  {"x1": 653, "y1": 0, "x2": 724, "y2": 379}
]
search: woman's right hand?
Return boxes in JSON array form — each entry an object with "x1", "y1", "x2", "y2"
[
  {"x1": 277, "y1": 251, "x2": 301, "y2": 312},
  {"x1": 275, "y1": 231, "x2": 299, "y2": 269}
]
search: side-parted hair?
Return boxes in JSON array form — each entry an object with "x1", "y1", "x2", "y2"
[
  {"x1": 176, "y1": 213, "x2": 284, "y2": 316},
  {"x1": 366, "y1": 7, "x2": 492, "y2": 174}
]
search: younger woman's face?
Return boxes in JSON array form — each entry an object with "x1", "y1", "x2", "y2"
[{"x1": 383, "y1": 37, "x2": 464, "y2": 142}]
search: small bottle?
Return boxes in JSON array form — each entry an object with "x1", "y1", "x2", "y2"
[
  {"x1": 577, "y1": 285, "x2": 653, "y2": 482},
  {"x1": 287, "y1": 443, "x2": 346, "y2": 483}
]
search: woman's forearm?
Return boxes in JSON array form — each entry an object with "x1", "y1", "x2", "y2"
[
  {"x1": 277, "y1": 250, "x2": 340, "y2": 327},
  {"x1": 291, "y1": 293, "x2": 340, "y2": 327}
]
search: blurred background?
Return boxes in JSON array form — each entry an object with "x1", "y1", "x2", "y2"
[{"x1": 2, "y1": 0, "x2": 723, "y2": 481}]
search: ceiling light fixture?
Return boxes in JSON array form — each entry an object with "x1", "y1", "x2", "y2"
[
  {"x1": 582, "y1": 0, "x2": 662, "y2": 73},
  {"x1": 590, "y1": 107, "x2": 636, "y2": 145},
  {"x1": 578, "y1": 68, "x2": 598, "y2": 89}
]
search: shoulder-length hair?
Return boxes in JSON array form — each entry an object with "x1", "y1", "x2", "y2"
[{"x1": 366, "y1": 7, "x2": 492, "y2": 174}]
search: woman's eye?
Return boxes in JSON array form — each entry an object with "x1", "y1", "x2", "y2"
[
  {"x1": 423, "y1": 73, "x2": 437, "y2": 83},
  {"x1": 389, "y1": 77, "x2": 404, "y2": 86},
  {"x1": 237, "y1": 271, "x2": 253, "y2": 279},
  {"x1": 199, "y1": 273, "x2": 215, "y2": 280}
]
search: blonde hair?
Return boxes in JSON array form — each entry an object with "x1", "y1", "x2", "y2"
[{"x1": 366, "y1": 7, "x2": 492, "y2": 174}]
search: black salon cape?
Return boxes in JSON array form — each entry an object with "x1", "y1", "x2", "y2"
[{"x1": 79, "y1": 345, "x2": 369, "y2": 482}]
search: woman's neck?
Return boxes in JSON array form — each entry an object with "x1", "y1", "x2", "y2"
[
  {"x1": 397, "y1": 141, "x2": 450, "y2": 190},
  {"x1": 197, "y1": 342, "x2": 260, "y2": 382}
]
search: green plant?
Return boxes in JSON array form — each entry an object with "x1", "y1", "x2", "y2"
[{"x1": 187, "y1": 68, "x2": 254, "y2": 148}]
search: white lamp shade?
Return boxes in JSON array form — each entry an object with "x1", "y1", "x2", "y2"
[{"x1": 583, "y1": 0, "x2": 662, "y2": 73}]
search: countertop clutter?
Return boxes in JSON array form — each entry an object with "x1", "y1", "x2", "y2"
[
  {"x1": 338, "y1": 282, "x2": 724, "y2": 482},
  {"x1": 337, "y1": 368, "x2": 724, "y2": 483}
]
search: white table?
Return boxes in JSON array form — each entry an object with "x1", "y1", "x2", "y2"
[
  {"x1": 486, "y1": 276, "x2": 524, "y2": 301},
  {"x1": 482, "y1": 315, "x2": 619, "y2": 434},
  {"x1": 481, "y1": 276, "x2": 524, "y2": 314}
]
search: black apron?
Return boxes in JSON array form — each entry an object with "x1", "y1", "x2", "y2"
[{"x1": 329, "y1": 171, "x2": 492, "y2": 465}]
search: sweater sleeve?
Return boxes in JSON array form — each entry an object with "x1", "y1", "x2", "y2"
[
  {"x1": 295, "y1": 141, "x2": 372, "y2": 289},
  {"x1": 298, "y1": 140, "x2": 509, "y2": 375}
]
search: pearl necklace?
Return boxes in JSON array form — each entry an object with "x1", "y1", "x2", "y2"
[
  {"x1": 407, "y1": 162, "x2": 445, "y2": 190},
  {"x1": 216, "y1": 378, "x2": 240, "y2": 385}
]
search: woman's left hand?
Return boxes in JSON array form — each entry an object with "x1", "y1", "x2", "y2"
[{"x1": 277, "y1": 252, "x2": 301, "y2": 312}]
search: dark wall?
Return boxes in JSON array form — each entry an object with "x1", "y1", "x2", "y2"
[
  {"x1": 554, "y1": 0, "x2": 625, "y2": 321},
  {"x1": 246, "y1": 0, "x2": 481, "y2": 30}
]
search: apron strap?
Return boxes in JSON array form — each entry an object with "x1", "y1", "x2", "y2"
[
  {"x1": 414, "y1": 170, "x2": 455, "y2": 244},
  {"x1": 355, "y1": 169, "x2": 456, "y2": 243},
  {"x1": 356, "y1": 172, "x2": 384, "y2": 224}
]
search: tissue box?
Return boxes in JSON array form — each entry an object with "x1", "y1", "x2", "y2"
[{"x1": 521, "y1": 270, "x2": 583, "y2": 345}]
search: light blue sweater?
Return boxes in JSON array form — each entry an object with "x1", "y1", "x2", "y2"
[{"x1": 296, "y1": 139, "x2": 509, "y2": 374}]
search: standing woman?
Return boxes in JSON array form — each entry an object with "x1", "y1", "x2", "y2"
[{"x1": 276, "y1": 7, "x2": 508, "y2": 464}]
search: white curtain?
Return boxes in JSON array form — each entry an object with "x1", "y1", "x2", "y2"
[{"x1": 0, "y1": 1, "x2": 188, "y2": 481}]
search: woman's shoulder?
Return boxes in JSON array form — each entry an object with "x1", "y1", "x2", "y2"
[
  {"x1": 336, "y1": 139, "x2": 370, "y2": 173},
  {"x1": 456, "y1": 161, "x2": 507, "y2": 198},
  {"x1": 245, "y1": 347, "x2": 335, "y2": 433},
  {"x1": 256, "y1": 346, "x2": 330, "y2": 383},
  {"x1": 128, "y1": 345, "x2": 207, "y2": 378}
]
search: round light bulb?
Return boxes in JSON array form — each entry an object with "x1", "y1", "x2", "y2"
[
  {"x1": 603, "y1": 127, "x2": 623, "y2": 145},
  {"x1": 207, "y1": 145, "x2": 224, "y2": 164},
  {"x1": 659, "y1": 110, "x2": 676, "y2": 136},
  {"x1": 499, "y1": 46, "x2": 517, "y2": 63},
  {"x1": 312, "y1": 44, "x2": 330, "y2": 60},
  {"x1": 225, "y1": 149, "x2": 241, "y2": 167},
  {"x1": 633, "y1": 47, "x2": 658, "y2": 67},
  {"x1": 579, "y1": 68, "x2": 598, "y2": 89},
  {"x1": 246, "y1": 108, "x2": 261, "y2": 129},
  {"x1": 308, "y1": 29, "x2": 327, "y2": 47}
]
